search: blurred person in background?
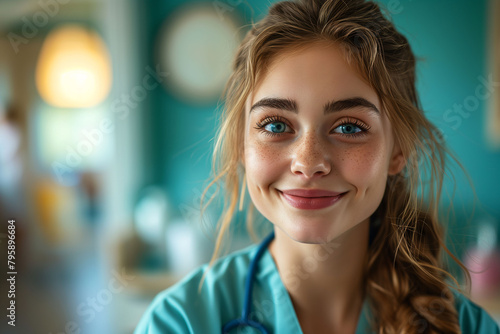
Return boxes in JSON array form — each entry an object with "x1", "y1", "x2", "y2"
[{"x1": 0, "y1": 101, "x2": 23, "y2": 219}]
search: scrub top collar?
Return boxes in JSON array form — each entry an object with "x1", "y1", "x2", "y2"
[{"x1": 256, "y1": 242, "x2": 374, "y2": 334}]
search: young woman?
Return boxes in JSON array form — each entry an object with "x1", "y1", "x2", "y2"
[{"x1": 135, "y1": 0, "x2": 500, "y2": 333}]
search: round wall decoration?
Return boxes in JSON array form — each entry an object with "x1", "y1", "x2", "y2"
[{"x1": 156, "y1": 4, "x2": 242, "y2": 104}]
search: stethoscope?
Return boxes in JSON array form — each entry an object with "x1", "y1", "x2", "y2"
[
  {"x1": 222, "y1": 231, "x2": 275, "y2": 334},
  {"x1": 221, "y1": 219, "x2": 379, "y2": 333}
]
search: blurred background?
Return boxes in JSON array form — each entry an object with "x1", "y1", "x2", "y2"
[{"x1": 0, "y1": 0, "x2": 499, "y2": 333}]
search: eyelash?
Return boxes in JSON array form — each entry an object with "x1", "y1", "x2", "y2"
[
  {"x1": 253, "y1": 115, "x2": 371, "y2": 138},
  {"x1": 335, "y1": 118, "x2": 371, "y2": 138},
  {"x1": 253, "y1": 115, "x2": 290, "y2": 138}
]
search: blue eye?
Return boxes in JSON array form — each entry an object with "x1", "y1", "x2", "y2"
[
  {"x1": 254, "y1": 115, "x2": 370, "y2": 138},
  {"x1": 333, "y1": 123, "x2": 362, "y2": 134},
  {"x1": 254, "y1": 115, "x2": 291, "y2": 137},
  {"x1": 265, "y1": 122, "x2": 287, "y2": 133}
]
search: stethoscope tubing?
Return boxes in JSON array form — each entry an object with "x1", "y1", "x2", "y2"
[{"x1": 221, "y1": 231, "x2": 275, "y2": 334}]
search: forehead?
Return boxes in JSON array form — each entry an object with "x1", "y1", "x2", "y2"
[{"x1": 246, "y1": 42, "x2": 379, "y2": 113}]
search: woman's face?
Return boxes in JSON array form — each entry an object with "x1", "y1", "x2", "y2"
[{"x1": 243, "y1": 42, "x2": 405, "y2": 243}]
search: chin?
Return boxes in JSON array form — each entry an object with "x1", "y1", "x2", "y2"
[
  {"x1": 278, "y1": 213, "x2": 364, "y2": 245},
  {"x1": 279, "y1": 220, "x2": 338, "y2": 244}
]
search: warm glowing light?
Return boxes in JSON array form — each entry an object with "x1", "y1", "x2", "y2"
[{"x1": 35, "y1": 25, "x2": 112, "y2": 108}]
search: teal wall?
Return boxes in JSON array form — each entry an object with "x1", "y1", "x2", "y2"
[
  {"x1": 139, "y1": 0, "x2": 274, "y2": 212},
  {"x1": 141, "y1": 0, "x2": 499, "y2": 233},
  {"x1": 378, "y1": 0, "x2": 499, "y2": 218}
]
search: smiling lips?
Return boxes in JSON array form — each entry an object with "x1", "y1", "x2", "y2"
[{"x1": 279, "y1": 189, "x2": 347, "y2": 210}]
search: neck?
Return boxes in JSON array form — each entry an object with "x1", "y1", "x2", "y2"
[{"x1": 268, "y1": 218, "x2": 370, "y2": 328}]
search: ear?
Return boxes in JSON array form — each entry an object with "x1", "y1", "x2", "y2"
[{"x1": 388, "y1": 141, "x2": 406, "y2": 175}]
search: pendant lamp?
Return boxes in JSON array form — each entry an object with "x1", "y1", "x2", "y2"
[{"x1": 35, "y1": 25, "x2": 112, "y2": 108}]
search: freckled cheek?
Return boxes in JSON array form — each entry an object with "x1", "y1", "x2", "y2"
[
  {"x1": 338, "y1": 146, "x2": 388, "y2": 188},
  {"x1": 244, "y1": 140, "x2": 286, "y2": 188}
]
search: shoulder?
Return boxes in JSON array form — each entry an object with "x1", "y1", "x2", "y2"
[
  {"x1": 452, "y1": 290, "x2": 500, "y2": 334},
  {"x1": 134, "y1": 243, "x2": 258, "y2": 334}
]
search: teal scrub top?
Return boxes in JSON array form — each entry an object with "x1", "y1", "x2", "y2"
[{"x1": 134, "y1": 242, "x2": 500, "y2": 333}]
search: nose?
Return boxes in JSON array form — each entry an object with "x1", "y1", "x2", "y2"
[{"x1": 290, "y1": 131, "x2": 332, "y2": 179}]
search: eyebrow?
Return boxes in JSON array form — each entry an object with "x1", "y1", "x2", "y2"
[{"x1": 249, "y1": 97, "x2": 380, "y2": 115}]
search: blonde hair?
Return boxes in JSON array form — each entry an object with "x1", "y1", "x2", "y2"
[{"x1": 200, "y1": 0, "x2": 471, "y2": 332}]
